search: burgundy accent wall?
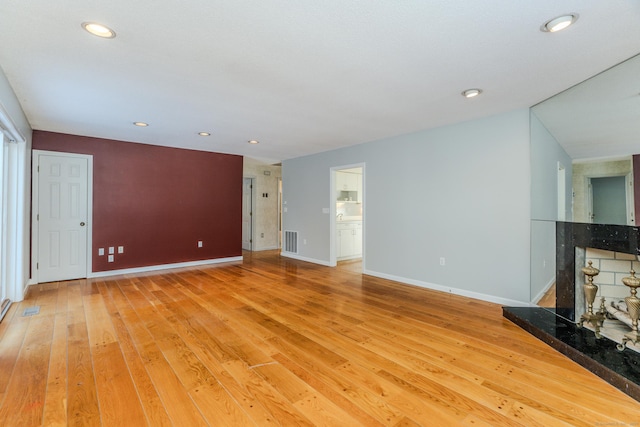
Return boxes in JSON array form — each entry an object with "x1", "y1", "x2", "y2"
[
  {"x1": 635, "y1": 155, "x2": 640, "y2": 226},
  {"x1": 33, "y1": 131, "x2": 243, "y2": 272}
]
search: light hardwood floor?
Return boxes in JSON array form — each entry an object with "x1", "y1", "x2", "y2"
[{"x1": 0, "y1": 250, "x2": 638, "y2": 426}]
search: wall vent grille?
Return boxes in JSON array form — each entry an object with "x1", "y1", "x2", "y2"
[{"x1": 283, "y1": 230, "x2": 298, "y2": 254}]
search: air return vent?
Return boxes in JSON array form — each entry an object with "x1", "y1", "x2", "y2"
[{"x1": 283, "y1": 230, "x2": 298, "y2": 254}]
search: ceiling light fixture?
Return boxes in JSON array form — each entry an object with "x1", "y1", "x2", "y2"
[
  {"x1": 133, "y1": 122, "x2": 149, "y2": 127},
  {"x1": 81, "y1": 22, "x2": 116, "y2": 39},
  {"x1": 541, "y1": 14, "x2": 578, "y2": 33},
  {"x1": 248, "y1": 140, "x2": 259, "y2": 144},
  {"x1": 198, "y1": 132, "x2": 211, "y2": 136},
  {"x1": 462, "y1": 88, "x2": 482, "y2": 98}
]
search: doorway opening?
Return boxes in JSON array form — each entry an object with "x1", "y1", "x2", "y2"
[
  {"x1": 242, "y1": 177, "x2": 255, "y2": 250},
  {"x1": 557, "y1": 162, "x2": 567, "y2": 221},
  {"x1": 588, "y1": 174, "x2": 634, "y2": 225},
  {"x1": 332, "y1": 165, "x2": 364, "y2": 269},
  {"x1": 278, "y1": 178, "x2": 282, "y2": 249}
]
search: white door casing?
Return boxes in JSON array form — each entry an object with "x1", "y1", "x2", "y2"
[{"x1": 32, "y1": 151, "x2": 92, "y2": 283}]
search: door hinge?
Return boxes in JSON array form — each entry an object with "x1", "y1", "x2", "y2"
[
  {"x1": 37, "y1": 214, "x2": 39, "y2": 221},
  {"x1": 250, "y1": 212, "x2": 252, "y2": 216},
  {"x1": 36, "y1": 263, "x2": 39, "y2": 270},
  {"x1": 250, "y1": 239, "x2": 252, "y2": 243}
]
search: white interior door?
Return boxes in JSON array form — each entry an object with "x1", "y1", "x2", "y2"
[
  {"x1": 36, "y1": 153, "x2": 89, "y2": 282},
  {"x1": 242, "y1": 178, "x2": 253, "y2": 250}
]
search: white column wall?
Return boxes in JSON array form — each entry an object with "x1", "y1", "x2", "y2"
[
  {"x1": 0, "y1": 65, "x2": 33, "y2": 301},
  {"x1": 529, "y1": 111, "x2": 573, "y2": 302}
]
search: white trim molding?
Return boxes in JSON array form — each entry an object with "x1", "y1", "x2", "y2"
[
  {"x1": 280, "y1": 251, "x2": 333, "y2": 267},
  {"x1": 0, "y1": 101, "x2": 26, "y2": 143},
  {"x1": 363, "y1": 268, "x2": 531, "y2": 307},
  {"x1": 88, "y1": 256, "x2": 243, "y2": 278}
]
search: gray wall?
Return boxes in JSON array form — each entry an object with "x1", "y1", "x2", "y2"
[
  {"x1": 530, "y1": 112, "x2": 572, "y2": 221},
  {"x1": 529, "y1": 111, "x2": 572, "y2": 302},
  {"x1": 283, "y1": 109, "x2": 531, "y2": 305}
]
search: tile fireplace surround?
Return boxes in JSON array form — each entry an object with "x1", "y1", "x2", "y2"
[{"x1": 504, "y1": 222, "x2": 640, "y2": 402}]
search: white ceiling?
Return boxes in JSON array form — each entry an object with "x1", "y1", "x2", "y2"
[
  {"x1": 532, "y1": 52, "x2": 640, "y2": 161},
  {"x1": 0, "y1": 1, "x2": 639, "y2": 164}
]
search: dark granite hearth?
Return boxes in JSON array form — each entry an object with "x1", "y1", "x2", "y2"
[
  {"x1": 503, "y1": 306, "x2": 640, "y2": 402},
  {"x1": 556, "y1": 222, "x2": 640, "y2": 320}
]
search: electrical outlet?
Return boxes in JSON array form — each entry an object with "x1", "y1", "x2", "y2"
[
  {"x1": 98, "y1": 248, "x2": 104, "y2": 256},
  {"x1": 304, "y1": 239, "x2": 307, "y2": 245},
  {"x1": 261, "y1": 233, "x2": 264, "y2": 238},
  {"x1": 439, "y1": 257, "x2": 446, "y2": 266},
  {"x1": 108, "y1": 247, "x2": 114, "y2": 254},
  {"x1": 118, "y1": 246, "x2": 124, "y2": 254},
  {"x1": 198, "y1": 241, "x2": 203, "y2": 248},
  {"x1": 108, "y1": 255, "x2": 114, "y2": 262}
]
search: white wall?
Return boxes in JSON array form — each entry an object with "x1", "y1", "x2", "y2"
[
  {"x1": 283, "y1": 109, "x2": 531, "y2": 305},
  {"x1": 0, "y1": 65, "x2": 33, "y2": 300}
]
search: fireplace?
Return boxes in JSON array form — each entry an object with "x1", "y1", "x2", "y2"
[{"x1": 504, "y1": 222, "x2": 640, "y2": 402}]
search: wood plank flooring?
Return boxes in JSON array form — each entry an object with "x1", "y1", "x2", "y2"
[{"x1": 0, "y1": 250, "x2": 638, "y2": 426}]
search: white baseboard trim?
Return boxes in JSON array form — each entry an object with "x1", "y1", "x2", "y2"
[
  {"x1": 363, "y1": 268, "x2": 531, "y2": 307},
  {"x1": 253, "y1": 245, "x2": 280, "y2": 251},
  {"x1": 87, "y1": 256, "x2": 244, "y2": 279},
  {"x1": 532, "y1": 276, "x2": 556, "y2": 305},
  {"x1": 337, "y1": 254, "x2": 362, "y2": 262},
  {"x1": 280, "y1": 252, "x2": 332, "y2": 267}
]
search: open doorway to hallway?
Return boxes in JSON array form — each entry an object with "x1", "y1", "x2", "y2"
[
  {"x1": 242, "y1": 159, "x2": 282, "y2": 252},
  {"x1": 242, "y1": 177, "x2": 254, "y2": 250},
  {"x1": 588, "y1": 175, "x2": 633, "y2": 225},
  {"x1": 333, "y1": 165, "x2": 364, "y2": 268}
]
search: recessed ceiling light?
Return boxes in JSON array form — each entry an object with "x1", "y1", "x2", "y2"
[
  {"x1": 462, "y1": 89, "x2": 482, "y2": 98},
  {"x1": 248, "y1": 140, "x2": 259, "y2": 144},
  {"x1": 133, "y1": 122, "x2": 149, "y2": 127},
  {"x1": 81, "y1": 22, "x2": 116, "y2": 39},
  {"x1": 198, "y1": 132, "x2": 211, "y2": 136},
  {"x1": 541, "y1": 14, "x2": 578, "y2": 33}
]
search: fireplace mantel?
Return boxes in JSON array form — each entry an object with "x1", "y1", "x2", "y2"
[{"x1": 556, "y1": 222, "x2": 640, "y2": 320}]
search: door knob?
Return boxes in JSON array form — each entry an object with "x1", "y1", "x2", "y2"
[{"x1": 80, "y1": 222, "x2": 86, "y2": 226}]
